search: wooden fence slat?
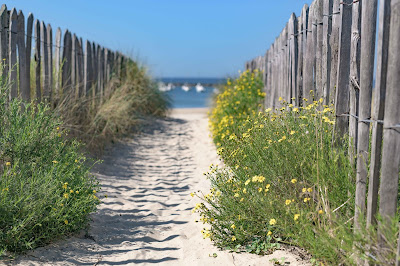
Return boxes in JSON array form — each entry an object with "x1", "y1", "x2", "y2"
[
  {"x1": 26, "y1": 13, "x2": 33, "y2": 100},
  {"x1": 304, "y1": 2, "x2": 315, "y2": 102},
  {"x1": 71, "y1": 34, "x2": 77, "y2": 97},
  {"x1": 8, "y1": 8, "x2": 17, "y2": 100},
  {"x1": 333, "y1": 0, "x2": 353, "y2": 139},
  {"x1": 297, "y1": 6, "x2": 307, "y2": 106},
  {"x1": 34, "y1": 19, "x2": 41, "y2": 101},
  {"x1": 40, "y1": 21, "x2": 49, "y2": 101},
  {"x1": 84, "y1": 40, "x2": 92, "y2": 97},
  {"x1": 354, "y1": 0, "x2": 378, "y2": 232},
  {"x1": 379, "y1": 0, "x2": 400, "y2": 241},
  {"x1": 348, "y1": 1, "x2": 362, "y2": 160},
  {"x1": 314, "y1": 0, "x2": 323, "y2": 100},
  {"x1": 91, "y1": 42, "x2": 97, "y2": 98},
  {"x1": 367, "y1": 0, "x2": 391, "y2": 227},
  {"x1": 329, "y1": 0, "x2": 340, "y2": 104},
  {"x1": 54, "y1": 27, "x2": 61, "y2": 98},
  {"x1": 289, "y1": 13, "x2": 298, "y2": 105},
  {"x1": 77, "y1": 37, "x2": 84, "y2": 97},
  {"x1": 47, "y1": 24, "x2": 53, "y2": 103},
  {"x1": 0, "y1": 5, "x2": 9, "y2": 79},
  {"x1": 61, "y1": 30, "x2": 72, "y2": 93},
  {"x1": 17, "y1": 10, "x2": 29, "y2": 102},
  {"x1": 322, "y1": 0, "x2": 333, "y2": 104}
]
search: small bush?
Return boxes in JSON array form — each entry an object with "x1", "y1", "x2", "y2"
[
  {"x1": 0, "y1": 86, "x2": 100, "y2": 254},
  {"x1": 192, "y1": 70, "x2": 370, "y2": 264}
]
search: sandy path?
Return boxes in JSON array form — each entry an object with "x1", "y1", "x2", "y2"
[{"x1": 9, "y1": 108, "x2": 310, "y2": 266}]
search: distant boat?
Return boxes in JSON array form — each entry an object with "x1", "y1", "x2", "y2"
[
  {"x1": 158, "y1": 82, "x2": 174, "y2": 92},
  {"x1": 181, "y1": 84, "x2": 190, "y2": 92},
  {"x1": 195, "y1": 83, "x2": 205, "y2": 93}
]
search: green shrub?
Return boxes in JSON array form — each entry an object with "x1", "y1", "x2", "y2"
[
  {"x1": 0, "y1": 86, "x2": 100, "y2": 254},
  {"x1": 192, "y1": 70, "x2": 365, "y2": 264}
]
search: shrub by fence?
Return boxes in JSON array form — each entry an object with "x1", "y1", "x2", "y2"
[
  {"x1": 245, "y1": 0, "x2": 400, "y2": 261},
  {"x1": 0, "y1": 4, "x2": 130, "y2": 106}
]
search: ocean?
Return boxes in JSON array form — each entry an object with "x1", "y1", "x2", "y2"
[{"x1": 159, "y1": 78, "x2": 225, "y2": 109}]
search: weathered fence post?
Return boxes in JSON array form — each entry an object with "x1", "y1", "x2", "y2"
[
  {"x1": 54, "y1": 27, "x2": 61, "y2": 98},
  {"x1": 41, "y1": 21, "x2": 50, "y2": 101},
  {"x1": 17, "y1": 10, "x2": 29, "y2": 102},
  {"x1": 304, "y1": 2, "x2": 314, "y2": 102},
  {"x1": 289, "y1": 13, "x2": 298, "y2": 105},
  {"x1": 34, "y1": 19, "x2": 41, "y2": 101},
  {"x1": 77, "y1": 37, "x2": 84, "y2": 97},
  {"x1": 333, "y1": 0, "x2": 352, "y2": 140},
  {"x1": 26, "y1": 13, "x2": 33, "y2": 99},
  {"x1": 0, "y1": 5, "x2": 9, "y2": 80},
  {"x1": 354, "y1": 0, "x2": 378, "y2": 232},
  {"x1": 314, "y1": 0, "x2": 323, "y2": 100},
  {"x1": 8, "y1": 8, "x2": 17, "y2": 101},
  {"x1": 322, "y1": 0, "x2": 333, "y2": 104},
  {"x1": 71, "y1": 34, "x2": 77, "y2": 97},
  {"x1": 348, "y1": 1, "x2": 362, "y2": 160},
  {"x1": 84, "y1": 40, "x2": 92, "y2": 97},
  {"x1": 329, "y1": 0, "x2": 340, "y2": 103},
  {"x1": 297, "y1": 5, "x2": 308, "y2": 107},
  {"x1": 61, "y1": 30, "x2": 72, "y2": 94},
  {"x1": 379, "y1": 0, "x2": 400, "y2": 245},
  {"x1": 367, "y1": 0, "x2": 391, "y2": 227},
  {"x1": 47, "y1": 24, "x2": 53, "y2": 103}
]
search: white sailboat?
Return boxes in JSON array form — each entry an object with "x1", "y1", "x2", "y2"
[
  {"x1": 195, "y1": 83, "x2": 205, "y2": 93},
  {"x1": 181, "y1": 84, "x2": 190, "y2": 92}
]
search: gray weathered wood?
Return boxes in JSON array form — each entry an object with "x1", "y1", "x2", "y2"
[
  {"x1": 40, "y1": 21, "x2": 49, "y2": 101},
  {"x1": 322, "y1": 0, "x2": 333, "y2": 104},
  {"x1": 34, "y1": 19, "x2": 41, "y2": 101},
  {"x1": 84, "y1": 40, "x2": 92, "y2": 97},
  {"x1": 54, "y1": 27, "x2": 61, "y2": 97},
  {"x1": 379, "y1": 0, "x2": 400, "y2": 239},
  {"x1": 289, "y1": 13, "x2": 298, "y2": 105},
  {"x1": 77, "y1": 37, "x2": 84, "y2": 97},
  {"x1": 61, "y1": 30, "x2": 72, "y2": 93},
  {"x1": 329, "y1": 0, "x2": 340, "y2": 103},
  {"x1": 297, "y1": 6, "x2": 307, "y2": 106},
  {"x1": 0, "y1": 5, "x2": 9, "y2": 79},
  {"x1": 314, "y1": 0, "x2": 323, "y2": 100},
  {"x1": 71, "y1": 34, "x2": 77, "y2": 97},
  {"x1": 304, "y1": 2, "x2": 315, "y2": 102},
  {"x1": 354, "y1": 0, "x2": 378, "y2": 232},
  {"x1": 91, "y1": 42, "x2": 97, "y2": 98},
  {"x1": 367, "y1": 0, "x2": 391, "y2": 227},
  {"x1": 17, "y1": 11, "x2": 29, "y2": 102},
  {"x1": 348, "y1": 1, "x2": 362, "y2": 160},
  {"x1": 47, "y1": 24, "x2": 53, "y2": 103},
  {"x1": 8, "y1": 8, "x2": 17, "y2": 100},
  {"x1": 334, "y1": 0, "x2": 353, "y2": 139},
  {"x1": 26, "y1": 13, "x2": 33, "y2": 100}
]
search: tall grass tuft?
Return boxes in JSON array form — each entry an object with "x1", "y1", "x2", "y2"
[
  {"x1": 0, "y1": 84, "x2": 100, "y2": 255},
  {"x1": 54, "y1": 60, "x2": 170, "y2": 154}
]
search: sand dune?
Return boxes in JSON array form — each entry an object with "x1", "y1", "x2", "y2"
[{"x1": 9, "y1": 108, "x2": 310, "y2": 266}]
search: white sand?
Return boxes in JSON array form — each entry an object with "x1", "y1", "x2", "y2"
[{"x1": 8, "y1": 108, "x2": 310, "y2": 266}]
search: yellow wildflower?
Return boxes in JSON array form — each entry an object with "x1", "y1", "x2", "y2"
[
  {"x1": 302, "y1": 188, "x2": 307, "y2": 193},
  {"x1": 63, "y1": 193, "x2": 69, "y2": 199},
  {"x1": 62, "y1": 183, "x2": 68, "y2": 189},
  {"x1": 5, "y1": 162, "x2": 11, "y2": 166},
  {"x1": 64, "y1": 220, "x2": 68, "y2": 225},
  {"x1": 232, "y1": 236, "x2": 237, "y2": 241},
  {"x1": 290, "y1": 130, "x2": 296, "y2": 135},
  {"x1": 69, "y1": 189, "x2": 74, "y2": 194},
  {"x1": 190, "y1": 192, "x2": 195, "y2": 197},
  {"x1": 266, "y1": 184, "x2": 271, "y2": 189},
  {"x1": 285, "y1": 199, "x2": 292, "y2": 205},
  {"x1": 267, "y1": 231, "x2": 272, "y2": 236},
  {"x1": 294, "y1": 214, "x2": 300, "y2": 221},
  {"x1": 243, "y1": 188, "x2": 247, "y2": 194},
  {"x1": 231, "y1": 224, "x2": 236, "y2": 229},
  {"x1": 291, "y1": 179, "x2": 297, "y2": 184},
  {"x1": 52, "y1": 160, "x2": 58, "y2": 164},
  {"x1": 234, "y1": 193, "x2": 239, "y2": 197},
  {"x1": 318, "y1": 210, "x2": 324, "y2": 214},
  {"x1": 279, "y1": 96, "x2": 283, "y2": 101},
  {"x1": 258, "y1": 187, "x2": 263, "y2": 192},
  {"x1": 240, "y1": 198, "x2": 244, "y2": 202},
  {"x1": 307, "y1": 188, "x2": 313, "y2": 193},
  {"x1": 245, "y1": 179, "x2": 251, "y2": 186},
  {"x1": 269, "y1": 219, "x2": 277, "y2": 225}
]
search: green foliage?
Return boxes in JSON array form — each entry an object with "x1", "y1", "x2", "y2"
[
  {"x1": 0, "y1": 86, "x2": 100, "y2": 255},
  {"x1": 192, "y1": 70, "x2": 376, "y2": 264}
]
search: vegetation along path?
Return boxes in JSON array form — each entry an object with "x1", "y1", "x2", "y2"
[{"x1": 10, "y1": 109, "x2": 309, "y2": 266}]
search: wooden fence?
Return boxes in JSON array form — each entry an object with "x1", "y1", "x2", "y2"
[
  {"x1": 0, "y1": 4, "x2": 130, "y2": 106},
  {"x1": 246, "y1": 0, "x2": 400, "y2": 261}
]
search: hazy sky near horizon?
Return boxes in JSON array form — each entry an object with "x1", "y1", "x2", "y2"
[{"x1": 2, "y1": 1, "x2": 312, "y2": 78}]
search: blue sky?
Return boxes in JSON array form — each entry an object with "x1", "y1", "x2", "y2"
[{"x1": 3, "y1": 1, "x2": 312, "y2": 78}]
